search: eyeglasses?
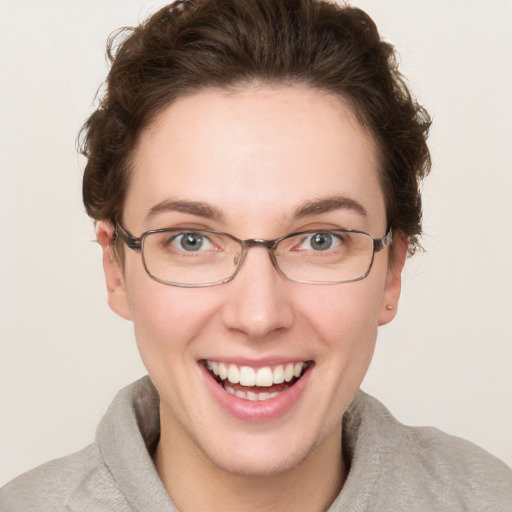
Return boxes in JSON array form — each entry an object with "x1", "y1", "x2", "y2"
[{"x1": 116, "y1": 223, "x2": 393, "y2": 288}]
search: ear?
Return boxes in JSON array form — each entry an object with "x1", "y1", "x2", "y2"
[
  {"x1": 96, "y1": 221, "x2": 132, "y2": 320},
  {"x1": 378, "y1": 232, "x2": 409, "y2": 326}
]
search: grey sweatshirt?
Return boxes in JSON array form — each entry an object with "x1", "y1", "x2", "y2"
[{"x1": 1, "y1": 376, "x2": 511, "y2": 511}]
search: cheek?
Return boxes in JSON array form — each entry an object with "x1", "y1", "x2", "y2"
[
  {"x1": 302, "y1": 278, "x2": 384, "y2": 341},
  {"x1": 124, "y1": 272, "x2": 219, "y2": 368},
  {"x1": 298, "y1": 278, "x2": 385, "y2": 389}
]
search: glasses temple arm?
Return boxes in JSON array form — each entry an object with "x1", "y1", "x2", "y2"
[
  {"x1": 373, "y1": 230, "x2": 393, "y2": 252},
  {"x1": 115, "y1": 223, "x2": 142, "y2": 250}
]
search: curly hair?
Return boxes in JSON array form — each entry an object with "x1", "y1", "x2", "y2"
[{"x1": 80, "y1": 0, "x2": 431, "y2": 254}]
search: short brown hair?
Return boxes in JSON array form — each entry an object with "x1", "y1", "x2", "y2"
[{"x1": 80, "y1": 0, "x2": 431, "y2": 254}]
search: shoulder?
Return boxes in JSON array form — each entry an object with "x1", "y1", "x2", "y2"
[
  {"x1": 345, "y1": 391, "x2": 512, "y2": 511},
  {"x1": 0, "y1": 377, "x2": 162, "y2": 512},
  {"x1": 0, "y1": 444, "x2": 127, "y2": 512},
  {"x1": 402, "y1": 424, "x2": 512, "y2": 504}
]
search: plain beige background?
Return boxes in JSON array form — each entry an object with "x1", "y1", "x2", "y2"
[{"x1": 1, "y1": 0, "x2": 511, "y2": 486}]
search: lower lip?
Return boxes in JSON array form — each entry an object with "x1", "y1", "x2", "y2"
[{"x1": 200, "y1": 363, "x2": 312, "y2": 423}]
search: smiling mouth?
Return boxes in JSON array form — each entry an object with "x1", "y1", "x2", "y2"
[{"x1": 202, "y1": 360, "x2": 313, "y2": 402}]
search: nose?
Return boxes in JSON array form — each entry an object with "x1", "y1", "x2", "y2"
[{"x1": 221, "y1": 246, "x2": 295, "y2": 339}]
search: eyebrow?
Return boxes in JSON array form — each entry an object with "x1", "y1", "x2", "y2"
[
  {"x1": 145, "y1": 195, "x2": 366, "y2": 225},
  {"x1": 291, "y1": 196, "x2": 367, "y2": 221},
  {"x1": 145, "y1": 198, "x2": 225, "y2": 223}
]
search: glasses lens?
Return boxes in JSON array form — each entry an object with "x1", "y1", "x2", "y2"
[
  {"x1": 275, "y1": 230, "x2": 374, "y2": 284},
  {"x1": 141, "y1": 230, "x2": 241, "y2": 286}
]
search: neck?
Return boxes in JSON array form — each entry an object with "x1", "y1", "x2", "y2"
[{"x1": 154, "y1": 409, "x2": 346, "y2": 512}]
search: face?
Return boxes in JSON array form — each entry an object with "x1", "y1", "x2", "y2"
[{"x1": 98, "y1": 86, "x2": 406, "y2": 477}]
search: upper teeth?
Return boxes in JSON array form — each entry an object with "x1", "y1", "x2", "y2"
[{"x1": 206, "y1": 361, "x2": 305, "y2": 387}]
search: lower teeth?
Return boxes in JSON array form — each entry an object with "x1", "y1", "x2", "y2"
[{"x1": 224, "y1": 383, "x2": 283, "y2": 401}]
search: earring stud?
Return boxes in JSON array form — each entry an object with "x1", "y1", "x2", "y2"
[{"x1": 385, "y1": 304, "x2": 393, "y2": 310}]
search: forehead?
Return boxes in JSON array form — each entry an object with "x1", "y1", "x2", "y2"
[{"x1": 126, "y1": 86, "x2": 385, "y2": 233}]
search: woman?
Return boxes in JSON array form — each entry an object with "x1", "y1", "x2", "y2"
[{"x1": 1, "y1": 0, "x2": 511, "y2": 510}]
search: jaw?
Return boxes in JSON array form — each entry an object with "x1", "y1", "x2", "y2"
[{"x1": 159, "y1": 358, "x2": 342, "y2": 478}]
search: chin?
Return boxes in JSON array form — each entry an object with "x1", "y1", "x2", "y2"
[
  {"x1": 206, "y1": 444, "x2": 314, "y2": 478},
  {"x1": 198, "y1": 424, "x2": 330, "y2": 479}
]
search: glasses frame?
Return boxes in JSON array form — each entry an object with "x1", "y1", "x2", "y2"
[{"x1": 115, "y1": 222, "x2": 393, "y2": 288}]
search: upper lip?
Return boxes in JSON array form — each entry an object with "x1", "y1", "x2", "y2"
[{"x1": 199, "y1": 357, "x2": 313, "y2": 369}]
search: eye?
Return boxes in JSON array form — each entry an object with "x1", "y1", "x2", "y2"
[
  {"x1": 170, "y1": 232, "x2": 214, "y2": 252},
  {"x1": 300, "y1": 231, "x2": 342, "y2": 251}
]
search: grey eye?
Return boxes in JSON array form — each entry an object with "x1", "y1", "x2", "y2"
[
  {"x1": 175, "y1": 232, "x2": 206, "y2": 251},
  {"x1": 308, "y1": 232, "x2": 335, "y2": 251}
]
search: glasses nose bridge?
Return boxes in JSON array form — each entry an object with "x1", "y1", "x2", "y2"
[
  {"x1": 242, "y1": 238, "x2": 276, "y2": 250},
  {"x1": 235, "y1": 238, "x2": 280, "y2": 273}
]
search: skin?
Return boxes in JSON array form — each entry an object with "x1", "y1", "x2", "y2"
[{"x1": 97, "y1": 86, "x2": 408, "y2": 511}]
